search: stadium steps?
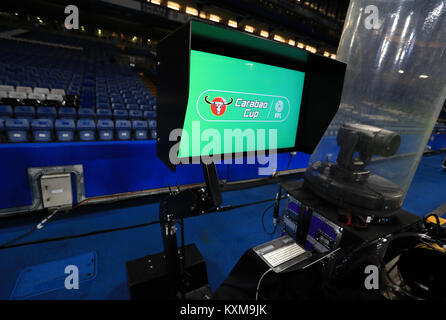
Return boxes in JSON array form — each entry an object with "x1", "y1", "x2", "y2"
[{"x1": 139, "y1": 73, "x2": 157, "y2": 97}]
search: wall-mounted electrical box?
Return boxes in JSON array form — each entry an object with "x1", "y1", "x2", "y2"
[{"x1": 40, "y1": 173, "x2": 73, "y2": 209}]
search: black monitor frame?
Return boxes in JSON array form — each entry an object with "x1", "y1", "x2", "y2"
[{"x1": 157, "y1": 20, "x2": 346, "y2": 171}]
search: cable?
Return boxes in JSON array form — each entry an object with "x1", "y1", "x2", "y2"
[
  {"x1": 286, "y1": 152, "x2": 295, "y2": 170},
  {"x1": 0, "y1": 208, "x2": 61, "y2": 249},
  {"x1": 302, "y1": 248, "x2": 341, "y2": 269},
  {"x1": 261, "y1": 203, "x2": 276, "y2": 235},
  {"x1": 424, "y1": 213, "x2": 442, "y2": 237},
  {"x1": 0, "y1": 195, "x2": 286, "y2": 250},
  {"x1": 268, "y1": 153, "x2": 293, "y2": 229},
  {"x1": 0, "y1": 219, "x2": 160, "y2": 250},
  {"x1": 425, "y1": 213, "x2": 441, "y2": 226},
  {"x1": 36, "y1": 209, "x2": 60, "y2": 230},
  {"x1": 418, "y1": 238, "x2": 446, "y2": 255},
  {"x1": 255, "y1": 267, "x2": 273, "y2": 300},
  {"x1": 272, "y1": 186, "x2": 282, "y2": 226},
  {"x1": 219, "y1": 196, "x2": 286, "y2": 212},
  {"x1": 377, "y1": 231, "x2": 445, "y2": 300},
  {"x1": 261, "y1": 187, "x2": 289, "y2": 236},
  {"x1": 0, "y1": 195, "x2": 105, "y2": 249}
]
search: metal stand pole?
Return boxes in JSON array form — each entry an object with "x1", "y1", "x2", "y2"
[
  {"x1": 158, "y1": 163, "x2": 222, "y2": 299},
  {"x1": 159, "y1": 198, "x2": 181, "y2": 299}
]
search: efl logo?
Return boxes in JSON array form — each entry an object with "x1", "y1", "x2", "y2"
[{"x1": 204, "y1": 96, "x2": 233, "y2": 116}]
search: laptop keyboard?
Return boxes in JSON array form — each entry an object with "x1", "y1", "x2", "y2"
[{"x1": 262, "y1": 243, "x2": 306, "y2": 267}]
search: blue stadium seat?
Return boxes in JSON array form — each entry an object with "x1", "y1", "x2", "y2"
[
  {"x1": 115, "y1": 120, "x2": 131, "y2": 140},
  {"x1": 96, "y1": 97, "x2": 109, "y2": 104},
  {"x1": 129, "y1": 110, "x2": 143, "y2": 120},
  {"x1": 143, "y1": 111, "x2": 156, "y2": 120},
  {"x1": 124, "y1": 98, "x2": 136, "y2": 104},
  {"x1": 132, "y1": 120, "x2": 148, "y2": 140},
  {"x1": 111, "y1": 103, "x2": 124, "y2": 110},
  {"x1": 96, "y1": 102, "x2": 110, "y2": 109},
  {"x1": 140, "y1": 104, "x2": 152, "y2": 111},
  {"x1": 5, "y1": 118, "x2": 29, "y2": 142},
  {"x1": 6, "y1": 81, "x2": 19, "y2": 88},
  {"x1": 97, "y1": 119, "x2": 114, "y2": 141},
  {"x1": 113, "y1": 109, "x2": 128, "y2": 120},
  {"x1": 77, "y1": 119, "x2": 96, "y2": 141},
  {"x1": 31, "y1": 119, "x2": 53, "y2": 142},
  {"x1": 96, "y1": 108, "x2": 112, "y2": 119},
  {"x1": 79, "y1": 101, "x2": 94, "y2": 108},
  {"x1": 0, "y1": 105, "x2": 13, "y2": 118},
  {"x1": 122, "y1": 93, "x2": 132, "y2": 99},
  {"x1": 15, "y1": 106, "x2": 35, "y2": 119},
  {"x1": 111, "y1": 97, "x2": 123, "y2": 104},
  {"x1": 37, "y1": 106, "x2": 57, "y2": 119},
  {"x1": 126, "y1": 104, "x2": 139, "y2": 110},
  {"x1": 148, "y1": 120, "x2": 157, "y2": 130},
  {"x1": 55, "y1": 119, "x2": 75, "y2": 142},
  {"x1": 58, "y1": 107, "x2": 76, "y2": 119},
  {"x1": 0, "y1": 119, "x2": 4, "y2": 141},
  {"x1": 78, "y1": 108, "x2": 95, "y2": 119}
]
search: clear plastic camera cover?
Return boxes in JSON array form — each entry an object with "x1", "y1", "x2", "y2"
[{"x1": 307, "y1": 0, "x2": 446, "y2": 210}]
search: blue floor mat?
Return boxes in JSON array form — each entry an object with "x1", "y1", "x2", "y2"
[{"x1": 10, "y1": 251, "x2": 97, "y2": 300}]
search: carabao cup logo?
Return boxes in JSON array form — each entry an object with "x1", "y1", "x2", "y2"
[{"x1": 204, "y1": 96, "x2": 233, "y2": 116}]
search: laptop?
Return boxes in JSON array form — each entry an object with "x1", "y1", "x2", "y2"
[{"x1": 253, "y1": 235, "x2": 312, "y2": 273}]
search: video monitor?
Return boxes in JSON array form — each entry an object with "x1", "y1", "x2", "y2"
[
  {"x1": 157, "y1": 20, "x2": 346, "y2": 171},
  {"x1": 178, "y1": 50, "x2": 306, "y2": 159}
]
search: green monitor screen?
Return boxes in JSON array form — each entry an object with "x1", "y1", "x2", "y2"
[{"x1": 178, "y1": 50, "x2": 306, "y2": 159}]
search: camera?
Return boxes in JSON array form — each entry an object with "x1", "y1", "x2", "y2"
[{"x1": 305, "y1": 123, "x2": 404, "y2": 219}]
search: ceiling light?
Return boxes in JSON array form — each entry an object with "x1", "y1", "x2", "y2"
[
  {"x1": 245, "y1": 25, "x2": 255, "y2": 33},
  {"x1": 260, "y1": 30, "x2": 269, "y2": 38},
  {"x1": 228, "y1": 20, "x2": 238, "y2": 28},
  {"x1": 185, "y1": 7, "x2": 198, "y2": 16},
  {"x1": 305, "y1": 45, "x2": 316, "y2": 53},
  {"x1": 209, "y1": 14, "x2": 220, "y2": 23},
  {"x1": 167, "y1": 1, "x2": 180, "y2": 11},
  {"x1": 274, "y1": 35, "x2": 285, "y2": 42}
]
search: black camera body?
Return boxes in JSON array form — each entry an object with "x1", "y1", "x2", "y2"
[
  {"x1": 335, "y1": 123, "x2": 401, "y2": 182},
  {"x1": 305, "y1": 123, "x2": 404, "y2": 220}
]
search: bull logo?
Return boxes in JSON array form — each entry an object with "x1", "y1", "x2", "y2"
[{"x1": 204, "y1": 96, "x2": 233, "y2": 116}]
